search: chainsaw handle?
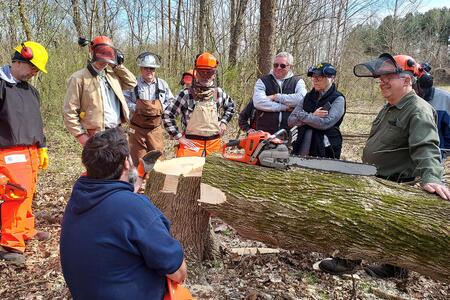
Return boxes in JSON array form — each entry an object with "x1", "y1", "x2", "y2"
[{"x1": 225, "y1": 140, "x2": 240, "y2": 147}]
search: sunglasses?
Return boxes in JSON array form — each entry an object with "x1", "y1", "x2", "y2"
[
  {"x1": 142, "y1": 67, "x2": 156, "y2": 71},
  {"x1": 273, "y1": 63, "x2": 289, "y2": 69}
]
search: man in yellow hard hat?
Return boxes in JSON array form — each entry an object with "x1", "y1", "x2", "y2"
[
  {"x1": 0, "y1": 41, "x2": 51, "y2": 265},
  {"x1": 63, "y1": 36, "x2": 137, "y2": 145}
]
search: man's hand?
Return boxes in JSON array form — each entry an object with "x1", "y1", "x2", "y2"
[
  {"x1": 313, "y1": 107, "x2": 328, "y2": 118},
  {"x1": 167, "y1": 259, "x2": 187, "y2": 284},
  {"x1": 219, "y1": 122, "x2": 227, "y2": 136},
  {"x1": 77, "y1": 133, "x2": 89, "y2": 146},
  {"x1": 421, "y1": 182, "x2": 450, "y2": 200},
  {"x1": 267, "y1": 94, "x2": 278, "y2": 102},
  {"x1": 178, "y1": 137, "x2": 199, "y2": 151},
  {"x1": 37, "y1": 147, "x2": 49, "y2": 170},
  {"x1": 247, "y1": 128, "x2": 256, "y2": 134}
]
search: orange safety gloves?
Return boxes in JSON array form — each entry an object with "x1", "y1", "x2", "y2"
[{"x1": 38, "y1": 147, "x2": 49, "y2": 170}]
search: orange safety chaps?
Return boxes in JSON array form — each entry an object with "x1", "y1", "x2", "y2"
[
  {"x1": 176, "y1": 138, "x2": 221, "y2": 158},
  {"x1": 0, "y1": 145, "x2": 39, "y2": 253}
]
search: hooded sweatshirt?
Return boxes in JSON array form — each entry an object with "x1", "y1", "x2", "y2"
[
  {"x1": 60, "y1": 177, "x2": 184, "y2": 300},
  {"x1": 0, "y1": 65, "x2": 46, "y2": 148}
]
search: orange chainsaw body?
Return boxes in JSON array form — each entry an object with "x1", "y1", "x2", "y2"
[{"x1": 221, "y1": 130, "x2": 285, "y2": 165}]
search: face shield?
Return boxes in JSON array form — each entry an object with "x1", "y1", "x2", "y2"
[
  {"x1": 353, "y1": 53, "x2": 400, "y2": 78},
  {"x1": 91, "y1": 43, "x2": 118, "y2": 65}
]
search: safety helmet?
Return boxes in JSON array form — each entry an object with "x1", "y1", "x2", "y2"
[
  {"x1": 14, "y1": 41, "x2": 49, "y2": 73},
  {"x1": 354, "y1": 53, "x2": 418, "y2": 78},
  {"x1": 136, "y1": 52, "x2": 161, "y2": 68},
  {"x1": 91, "y1": 36, "x2": 114, "y2": 47},
  {"x1": 89, "y1": 36, "x2": 117, "y2": 65},
  {"x1": 195, "y1": 52, "x2": 218, "y2": 69}
]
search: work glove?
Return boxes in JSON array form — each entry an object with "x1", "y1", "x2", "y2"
[
  {"x1": 116, "y1": 50, "x2": 124, "y2": 66},
  {"x1": 38, "y1": 147, "x2": 49, "y2": 170}
]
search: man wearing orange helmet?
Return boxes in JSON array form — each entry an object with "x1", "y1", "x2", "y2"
[
  {"x1": 63, "y1": 36, "x2": 137, "y2": 145},
  {"x1": 0, "y1": 41, "x2": 51, "y2": 264},
  {"x1": 320, "y1": 53, "x2": 450, "y2": 279},
  {"x1": 163, "y1": 52, "x2": 235, "y2": 157}
]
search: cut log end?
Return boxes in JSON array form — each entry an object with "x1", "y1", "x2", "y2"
[
  {"x1": 199, "y1": 183, "x2": 227, "y2": 204},
  {"x1": 154, "y1": 156, "x2": 205, "y2": 177}
]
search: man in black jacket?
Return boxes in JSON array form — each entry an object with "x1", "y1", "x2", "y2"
[
  {"x1": 252, "y1": 52, "x2": 307, "y2": 134},
  {"x1": 0, "y1": 41, "x2": 50, "y2": 264}
]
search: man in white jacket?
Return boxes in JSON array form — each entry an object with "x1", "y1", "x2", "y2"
[{"x1": 252, "y1": 52, "x2": 307, "y2": 134}]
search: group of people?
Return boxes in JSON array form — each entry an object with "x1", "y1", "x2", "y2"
[{"x1": 1, "y1": 35, "x2": 450, "y2": 298}]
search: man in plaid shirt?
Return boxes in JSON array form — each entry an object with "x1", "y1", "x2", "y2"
[{"x1": 163, "y1": 52, "x2": 235, "y2": 157}]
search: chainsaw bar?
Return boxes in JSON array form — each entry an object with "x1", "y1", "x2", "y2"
[{"x1": 287, "y1": 156, "x2": 377, "y2": 176}]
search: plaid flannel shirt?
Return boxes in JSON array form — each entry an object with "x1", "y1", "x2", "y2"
[{"x1": 163, "y1": 87, "x2": 235, "y2": 139}]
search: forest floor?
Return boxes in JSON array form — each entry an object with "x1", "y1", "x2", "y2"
[{"x1": 1, "y1": 88, "x2": 449, "y2": 299}]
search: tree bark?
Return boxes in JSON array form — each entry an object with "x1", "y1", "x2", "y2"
[
  {"x1": 17, "y1": 0, "x2": 32, "y2": 40},
  {"x1": 71, "y1": 0, "x2": 83, "y2": 37},
  {"x1": 257, "y1": 0, "x2": 276, "y2": 76},
  {"x1": 145, "y1": 157, "x2": 214, "y2": 261},
  {"x1": 228, "y1": 0, "x2": 249, "y2": 66},
  {"x1": 146, "y1": 155, "x2": 450, "y2": 283}
]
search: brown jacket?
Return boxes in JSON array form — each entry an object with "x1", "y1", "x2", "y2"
[{"x1": 63, "y1": 64, "x2": 137, "y2": 137}]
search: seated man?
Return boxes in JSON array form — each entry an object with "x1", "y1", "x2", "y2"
[
  {"x1": 288, "y1": 63, "x2": 345, "y2": 158},
  {"x1": 253, "y1": 52, "x2": 307, "y2": 134},
  {"x1": 60, "y1": 128, "x2": 187, "y2": 300}
]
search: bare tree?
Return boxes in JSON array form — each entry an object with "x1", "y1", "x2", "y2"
[
  {"x1": 17, "y1": 0, "x2": 32, "y2": 40},
  {"x1": 257, "y1": 0, "x2": 276, "y2": 76},
  {"x1": 228, "y1": 0, "x2": 249, "y2": 66}
]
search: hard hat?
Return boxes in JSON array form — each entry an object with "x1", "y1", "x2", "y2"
[
  {"x1": 195, "y1": 52, "x2": 218, "y2": 69},
  {"x1": 182, "y1": 69, "x2": 194, "y2": 77},
  {"x1": 393, "y1": 55, "x2": 419, "y2": 76},
  {"x1": 90, "y1": 36, "x2": 117, "y2": 65},
  {"x1": 354, "y1": 53, "x2": 418, "y2": 78},
  {"x1": 136, "y1": 52, "x2": 161, "y2": 68},
  {"x1": 14, "y1": 41, "x2": 49, "y2": 73},
  {"x1": 91, "y1": 36, "x2": 114, "y2": 47}
]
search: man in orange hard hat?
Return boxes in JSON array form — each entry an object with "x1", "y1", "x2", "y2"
[
  {"x1": 163, "y1": 52, "x2": 235, "y2": 157},
  {"x1": 63, "y1": 35, "x2": 137, "y2": 145},
  {"x1": 0, "y1": 41, "x2": 51, "y2": 264}
]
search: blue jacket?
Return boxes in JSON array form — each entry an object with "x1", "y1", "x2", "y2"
[
  {"x1": 426, "y1": 88, "x2": 450, "y2": 152},
  {"x1": 60, "y1": 177, "x2": 184, "y2": 300}
]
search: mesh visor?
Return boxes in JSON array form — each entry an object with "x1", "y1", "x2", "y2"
[
  {"x1": 353, "y1": 54, "x2": 400, "y2": 78},
  {"x1": 92, "y1": 44, "x2": 117, "y2": 65}
]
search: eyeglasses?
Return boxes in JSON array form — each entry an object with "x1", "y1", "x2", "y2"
[
  {"x1": 273, "y1": 63, "x2": 289, "y2": 69},
  {"x1": 142, "y1": 67, "x2": 156, "y2": 71},
  {"x1": 375, "y1": 74, "x2": 404, "y2": 84}
]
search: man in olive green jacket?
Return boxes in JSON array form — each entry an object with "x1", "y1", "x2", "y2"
[
  {"x1": 317, "y1": 53, "x2": 450, "y2": 280},
  {"x1": 355, "y1": 53, "x2": 450, "y2": 200},
  {"x1": 63, "y1": 36, "x2": 136, "y2": 145}
]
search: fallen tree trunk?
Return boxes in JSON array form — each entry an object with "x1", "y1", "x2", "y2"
[{"x1": 146, "y1": 155, "x2": 450, "y2": 283}]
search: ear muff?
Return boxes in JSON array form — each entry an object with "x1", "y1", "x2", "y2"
[
  {"x1": 323, "y1": 65, "x2": 337, "y2": 77},
  {"x1": 418, "y1": 72, "x2": 433, "y2": 89},
  {"x1": 20, "y1": 43, "x2": 33, "y2": 60},
  {"x1": 406, "y1": 59, "x2": 415, "y2": 68}
]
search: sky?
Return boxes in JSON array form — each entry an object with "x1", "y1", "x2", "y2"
[{"x1": 417, "y1": 0, "x2": 449, "y2": 13}]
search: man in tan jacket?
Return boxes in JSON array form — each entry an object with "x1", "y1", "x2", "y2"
[{"x1": 63, "y1": 36, "x2": 136, "y2": 145}]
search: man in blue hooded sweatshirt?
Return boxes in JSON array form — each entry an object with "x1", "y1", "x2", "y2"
[{"x1": 60, "y1": 127, "x2": 187, "y2": 300}]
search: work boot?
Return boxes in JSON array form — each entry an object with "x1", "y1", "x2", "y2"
[
  {"x1": 364, "y1": 263, "x2": 409, "y2": 279},
  {"x1": 35, "y1": 231, "x2": 51, "y2": 241},
  {"x1": 317, "y1": 257, "x2": 361, "y2": 275},
  {"x1": 0, "y1": 249, "x2": 26, "y2": 266}
]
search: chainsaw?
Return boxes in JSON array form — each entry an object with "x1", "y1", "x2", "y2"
[{"x1": 221, "y1": 129, "x2": 377, "y2": 176}]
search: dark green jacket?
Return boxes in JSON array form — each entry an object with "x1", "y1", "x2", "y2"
[{"x1": 363, "y1": 90, "x2": 443, "y2": 184}]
